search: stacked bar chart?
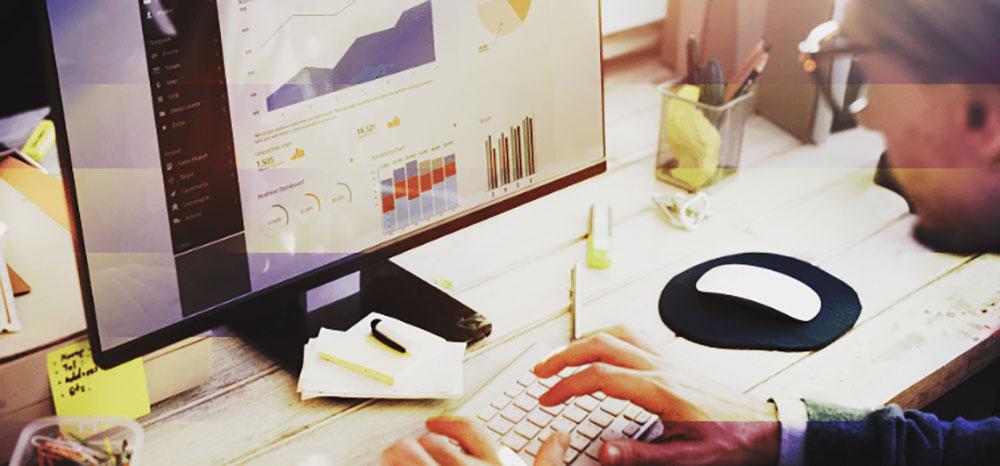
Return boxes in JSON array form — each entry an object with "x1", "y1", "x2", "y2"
[
  {"x1": 485, "y1": 116, "x2": 535, "y2": 190},
  {"x1": 380, "y1": 154, "x2": 458, "y2": 234}
]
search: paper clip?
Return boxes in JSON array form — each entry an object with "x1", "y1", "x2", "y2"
[{"x1": 651, "y1": 192, "x2": 711, "y2": 231}]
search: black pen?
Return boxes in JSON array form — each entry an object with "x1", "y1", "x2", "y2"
[{"x1": 371, "y1": 318, "x2": 408, "y2": 354}]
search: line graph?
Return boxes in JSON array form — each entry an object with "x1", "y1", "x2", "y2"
[
  {"x1": 258, "y1": 0, "x2": 359, "y2": 49},
  {"x1": 265, "y1": 1, "x2": 436, "y2": 112}
]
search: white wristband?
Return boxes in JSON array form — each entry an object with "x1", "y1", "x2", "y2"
[{"x1": 770, "y1": 397, "x2": 808, "y2": 466}]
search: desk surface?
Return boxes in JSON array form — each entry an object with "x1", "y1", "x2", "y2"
[{"x1": 137, "y1": 55, "x2": 1000, "y2": 465}]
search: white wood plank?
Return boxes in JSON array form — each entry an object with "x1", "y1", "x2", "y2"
[
  {"x1": 580, "y1": 216, "x2": 969, "y2": 392},
  {"x1": 235, "y1": 316, "x2": 573, "y2": 465},
  {"x1": 750, "y1": 255, "x2": 1000, "y2": 409}
]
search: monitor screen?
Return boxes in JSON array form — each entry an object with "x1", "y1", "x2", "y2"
[{"x1": 44, "y1": 0, "x2": 604, "y2": 356}]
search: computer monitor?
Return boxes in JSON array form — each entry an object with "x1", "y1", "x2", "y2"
[{"x1": 40, "y1": 0, "x2": 605, "y2": 369}]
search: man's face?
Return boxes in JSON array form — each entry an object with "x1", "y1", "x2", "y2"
[{"x1": 843, "y1": 9, "x2": 1000, "y2": 251}]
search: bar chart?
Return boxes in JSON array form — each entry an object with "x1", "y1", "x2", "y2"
[
  {"x1": 485, "y1": 116, "x2": 535, "y2": 191},
  {"x1": 380, "y1": 154, "x2": 458, "y2": 234}
]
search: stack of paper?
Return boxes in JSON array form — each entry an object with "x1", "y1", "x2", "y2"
[{"x1": 298, "y1": 313, "x2": 465, "y2": 400}]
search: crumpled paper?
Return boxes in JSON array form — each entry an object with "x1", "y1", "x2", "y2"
[{"x1": 665, "y1": 85, "x2": 721, "y2": 190}]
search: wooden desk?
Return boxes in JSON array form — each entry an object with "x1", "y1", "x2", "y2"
[{"x1": 138, "y1": 56, "x2": 1000, "y2": 465}]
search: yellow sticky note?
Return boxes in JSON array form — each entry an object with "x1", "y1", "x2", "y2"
[{"x1": 47, "y1": 340, "x2": 151, "y2": 419}]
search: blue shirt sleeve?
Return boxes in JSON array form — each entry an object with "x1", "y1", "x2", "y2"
[{"x1": 803, "y1": 400, "x2": 1000, "y2": 466}]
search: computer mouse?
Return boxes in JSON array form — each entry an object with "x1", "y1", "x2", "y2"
[{"x1": 695, "y1": 264, "x2": 821, "y2": 322}]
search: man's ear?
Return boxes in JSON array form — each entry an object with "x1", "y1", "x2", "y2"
[{"x1": 966, "y1": 90, "x2": 1000, "y2": 164}]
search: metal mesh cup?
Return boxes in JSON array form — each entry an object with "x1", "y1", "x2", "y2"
[{"x1": 655, "y1": 83, "x2": 754, "y2": 192}]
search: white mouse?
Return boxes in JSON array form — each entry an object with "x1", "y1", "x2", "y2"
[{"x1": 695, "y1": 264, "x2": 822, "y2": 322}]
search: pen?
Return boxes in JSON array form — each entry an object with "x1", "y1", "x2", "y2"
[
  {"x1": 725, "y1": 39, "x2": 768, "y2": 102},
  {"x1": 732, "y1": 49, "x2": 771, "y2": 101},
  {"x1": 370, "y1": 318, "x2": 407, "y2": 354},
  {"x1": 570, "y1": 263, "x2": 584, "y2": 340}
]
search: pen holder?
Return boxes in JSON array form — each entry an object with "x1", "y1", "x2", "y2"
[{"x1": 655, "y1": 83, "x2": 754, "y2": 192}]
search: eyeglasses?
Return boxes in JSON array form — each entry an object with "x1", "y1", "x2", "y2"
[{"x1": 799, "y1": 21, "x2": 874, "y2": 120}]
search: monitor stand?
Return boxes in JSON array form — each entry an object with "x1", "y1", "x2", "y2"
[{"x1": 229, "y1": 260, "x2": 492, "y2": 373}]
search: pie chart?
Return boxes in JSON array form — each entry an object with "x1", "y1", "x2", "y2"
[{"x1": 477, "y1": 0, "x2": 531, "y2": 36}]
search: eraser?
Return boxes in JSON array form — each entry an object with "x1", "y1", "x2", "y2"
[
  {"x1": 21, "y1": 119, "x2": 56, "y2": 163},
  {"x1": 587, "y1": 203, "x2": 612, "y2": 269}
]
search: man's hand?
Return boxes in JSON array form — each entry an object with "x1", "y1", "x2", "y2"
[
  {"x1": 533, "y1": 327, "x2": 781, "y2": 466},
  {"x1": 381, "y1": 416, "x2": 569, "y2": 466}
]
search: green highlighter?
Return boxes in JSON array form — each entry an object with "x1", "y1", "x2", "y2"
[{"x1": 587, "y1": 203, "x2": 612, "y2": 269}]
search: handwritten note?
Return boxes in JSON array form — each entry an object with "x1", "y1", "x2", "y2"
[{"x1": 46, "y1": 340, "x2": 151, "y2": 419}]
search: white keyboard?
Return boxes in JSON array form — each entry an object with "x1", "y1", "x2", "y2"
[{"x1": 456, "y1": 344, "x2": 658, "y2": 465}]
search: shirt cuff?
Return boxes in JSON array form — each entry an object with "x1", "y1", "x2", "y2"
[{"x1": 770, "y1": 397, "x2": 808, "y2": 466}]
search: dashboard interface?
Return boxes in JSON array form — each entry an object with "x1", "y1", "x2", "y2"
[{"x1": 46, "y1": 0, "x2": 604, "y2": 351}]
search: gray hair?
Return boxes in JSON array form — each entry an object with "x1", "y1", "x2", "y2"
[{"x1": 855, "y1": 0, "x2": 1000, "y2": 84}]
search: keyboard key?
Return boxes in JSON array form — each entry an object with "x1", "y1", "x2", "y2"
[
  {"x1": 540, "y1": 403, "x2": 565, "y2": 416},
  {"x1": 574, "y1": 395, "x2": 600, "y2": 412},
  {"x1": 539, "y1": 376, "x2": 560, "y2": 388},
  {"x1": 588, "y1": 410, "x2": 615, "y2": 428},
  {"x1": 600, "y1": 398, "x2": 628, "y2": 416},
  {"x1": 623, "y1": 404, "x2": 642, "y2": 420},
  {"x1": 575, "y1": 422, "x2": 602, "y2": 440},
  {"x1": 502, "y1": 432, "x2": 529, "y2": 451},
  {"x1": 635, "y1": 411, "x2": 652, "y2": 423},
  {"x1": 519, "y1": 452, "x2": 535, "y2": 465},
  {"x1": 592, "y1": 391, "x2": 608, "y2": 401},
  {"x1": 505, "y1": 385, "x2": 525, "y2": 398},
  {"x1": 585, "y1": 440, "x2": 604, "y2": 459},
  {"x1": 573, "y1": 453, "x2": 601, "y2": 466},
  {"x1": 526, "y1": 438, "x2": 543, "y2": 456},
  {"x1": 527, "y1": 411, "x2": 553, "y2": 427},
  {"x1": 551, "y1": 417, "x2": 576, "y2": 433},
  {"x1": 622, "y1": 422, "x2": 640, "y2": 437},
  {"x1": 488, "y1": 418, "x2": 514, "y2": 436},
  {"x1": 564, "y1": 448, "x2": 581, "y2": 464},
  {"x1": 514, "y1": 421, "x2": 541, "y2": 440},
  {"x1": 514, "y1": 394, "x2": 539, "y2": 412},
  {"x1": 517, "y1": 373, "x2": 537, "y2": 387},
  {"x1": 569, "y1": 432, "x2": 591, "y2": 451},
  {"x1": 563, "y1": 406, "x2": 588, "y2": 423},
  {"x1": 526, "y1": 383, "x2": 548, "y2": 399},
  {"x1": 500, "y1": 405, "x2": 527, "y2": 423},
  {"x1": 601, "y1": 418, "x2": 631, "y2": 441},
  {"x1": 477, "y1": 407, "x2": 498, "y2": 422},
  {"x1": 538, "y1": 426, "x2": 556, "y2": 442},
  {"x1": 491, "y1": 394, "x2": 512, "y2": 410}
]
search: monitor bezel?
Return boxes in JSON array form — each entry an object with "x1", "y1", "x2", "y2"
[{"x1": 38, "y1": 0, "x2": 608, "y2": 369}]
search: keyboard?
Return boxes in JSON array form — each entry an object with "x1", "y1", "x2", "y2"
[{"x1": 456, "y1": 344, "x2": 658, "y2": 466}]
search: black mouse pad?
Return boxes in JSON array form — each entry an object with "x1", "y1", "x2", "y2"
[{"x1": 659, "y1": 253, "x2": 861, "y2": 351}]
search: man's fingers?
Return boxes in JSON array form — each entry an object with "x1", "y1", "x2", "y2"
[
  {"x1": 533, "y1": 431, "x2": 569, "y2": 466},
  {"x1": 426, "y1": 416, "x2": 500, "y2": 462},
  {"x1": 538, "y1": 364, "x2": 668, "y2": 415},
  {"x1": 601, "y1": 439, "x2": 688, "y2": 466},
  {"x1": 380, "y1": 438, "x2": 439, "y2": 466},
  {"x1": 581, "y1": 326, "x2": 659, "y2": 354},
  {"x1": 533, "y1": 333, "x2": 660, "y2": 378},
  {"x1": 418, "y1": 433, "x2": 475, "y2": 466}
]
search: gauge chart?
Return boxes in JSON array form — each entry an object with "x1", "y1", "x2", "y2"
[{"x1": 477, "y1": 0, "x2": 531, "y2": 36}]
